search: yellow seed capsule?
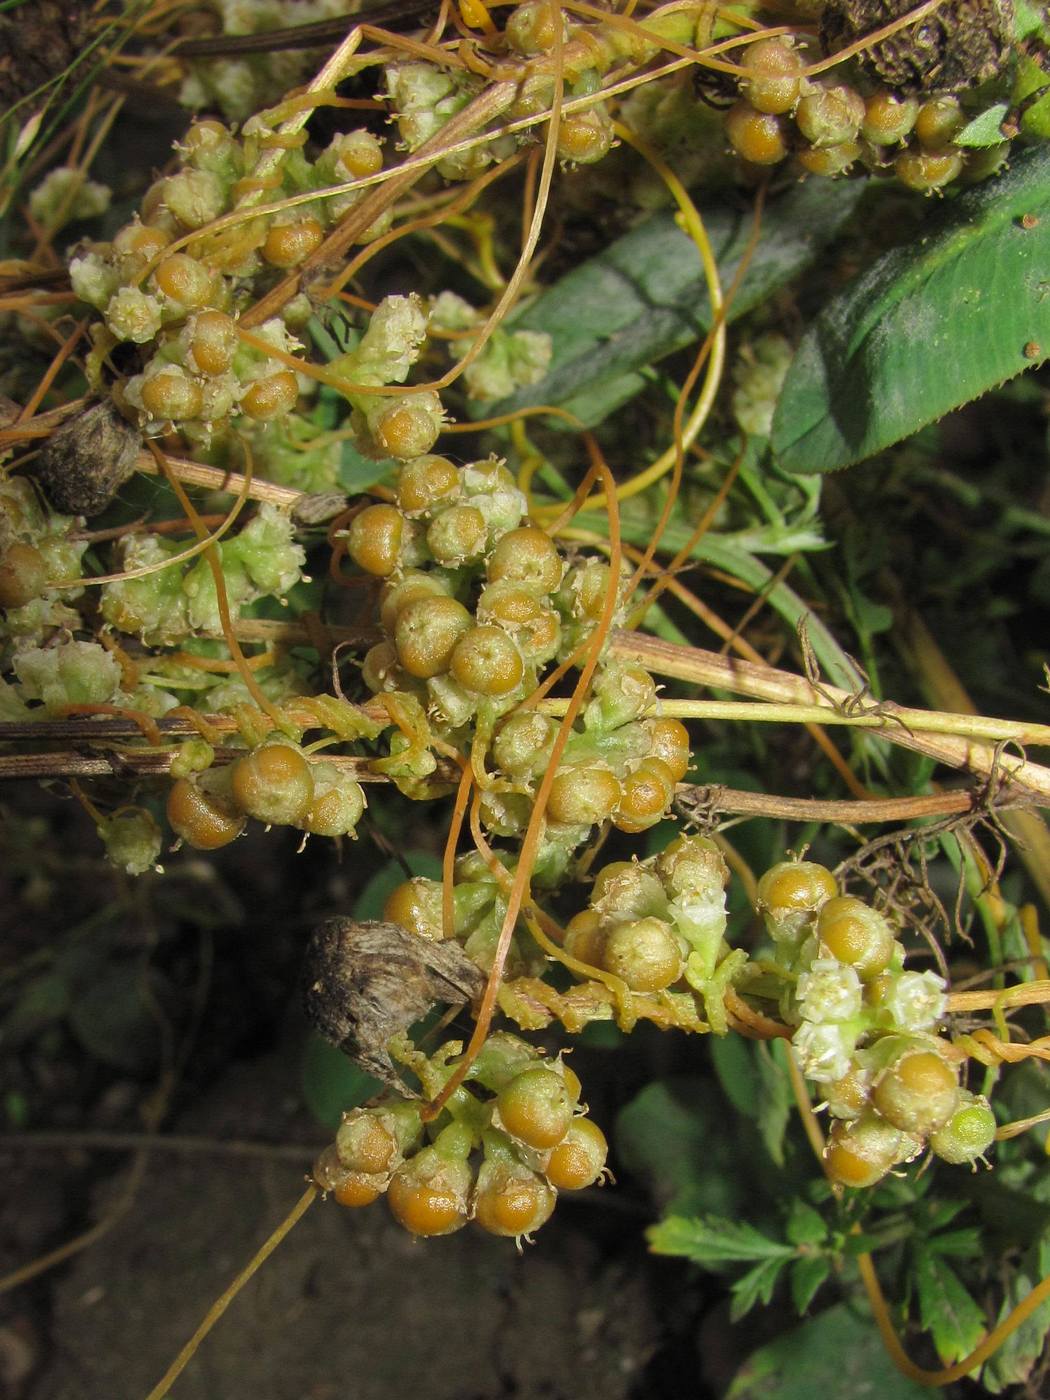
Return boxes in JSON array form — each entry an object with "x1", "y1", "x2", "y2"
[
  {"x1": 335, "y1": 131, "x2": 384, "y2": 179},
  {"x1": 797, "y1": 140, "x2": 861, "y2": 178},
  {"x1": 140, "y1": 370, "x2": 203, "y2": 421},
  {"x1": 426, "y1": 504, "x2": 487, "y2": 564},
  {"x1": 740, "y1": 37, "x2": 806, "y2": 116},
  {"x1": 449, "y1": 625, "x2": 525, "y2": 696},
  {"x1": 817, "y1": 896, "x2": 895, "y2": 977},
  {"x1": 894, "y1": 147, "x2": 963, "y2": 192},
  {"x1": 379, "y1": 572, "x2": 450, "y2": 633},
  {"x1": 545, "y1": 1118, "x2": 609, "y2": 1190},
  {"x1": 496, "y1": 1066, "x2": 574, "y2": 1149},
  {"x1": 262, "y1": 216, "x2": 325, "y2": 268},
  {"x1": 188, "y1": 309, "x2": 238, "y2": 376},
  {"x1": 645, "y1": 718, "x2": 691, "y2": 783},
  {"x1": 230, "y1": 742, "x2": 315, "y2": 827},
  {"x1": 382, "y1": 877, "x2": 444, "y2": 941},
  {"x1": 556, "y1": 111, "x2": 614, "y2": 164},
  {"x1": 915, "y1": 97, "x2": 965, "y2": 149},
  {"x1": 373, "y1": 402, "x2": 439, "y2": 461},
  {"x1": 615, "y1": 757, "x2": 677, "y2": 832},
  {"x1": 825, "y1": 1111, "x2": 921, "y2": 1189},
  {"x1": 547, "y1": 764, "x2": 621, "y2": 826},
  {"x1": 153, "y1": 253, "x2": 213, "y2": 308},
  {"x1": 602, "y1": 916, "x2": 685, "y2": 992},
  {"x1": 348, "y1": 503, "x2": 405, "y2": 577},
  {"x1": 757, "y1": 860, "x2": 837, "y2": 915},
  {"x1": 240, "y1": 371, "x2": 299, "y2": 421},
  {"x1": 474, "y1": 1168, "x2": 556, "y2": 1237},
  {"x1": 0, "y1": 541, "x2": 47, "y2": 609},
  {"x1": 487, "y1": 526, "x2": 563, "y2": 592},
  {"x1": 725, "y1": 102, "x2": 789, "y2": 165},
  {"x1": 394, "y1": 595, "x2": 473, "y2": 678},
  {"x1": 166, "y1": 778, "x2": 245, "y2": 850},
  {"x1": 862, "y1": 91, "x2": 919, "y2": 146},
  {"x1": 873, "y1": 1049, "x2": 959, "y2": 1135},
  {"x1": 396, "y1": 455, "x2": 460, "y2": 515},
  {"x1": 333, "y1": 1174, "x2": 384, "y2": 1208},
  {"x1": 113, "y1": 221, "x2": 170, "y2": 265},
  {"x1": 563, "y1": 909, "x2": 606, "y2": 967}
]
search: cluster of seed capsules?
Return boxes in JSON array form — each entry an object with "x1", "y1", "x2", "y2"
[
  {"x1": 755, "y1": 859, "x2": 997, "y2": 1188},
  {"x1": 724, "y1": 37, "x2": 1009, "y2": 191},
  {"x1": 347, "y1": 455, "x2": 691, "y2": 848},
  {"x1": 69, "y1": 116, "x2": 392, "y2": 436},
  {"x1": 311, "y1": 1033, "x2": 609, "y2": 1241},
  {"x1": 562, "y1": 836, "x2": 732, "y2": 999},
  {"x1": 381, "y1": 834, "x2": 730, "y2": 1021},
  {"x1": 165, "y1": 736, "x2": 366, "y2": 850}
]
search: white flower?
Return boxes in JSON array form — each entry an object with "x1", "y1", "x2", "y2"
[
  {"x1": 793, "y1": 1022, "x2": 856, "y2": 1084},
  {"x1": 105, "y1": 288, "x2": 162, "y2": 344},
  {"x1": 796, "y1": 958, "x2": 862, "y2": 1024},
  {"x1": 886, "y1": 970, "x2": 947, "y2": 1031}
]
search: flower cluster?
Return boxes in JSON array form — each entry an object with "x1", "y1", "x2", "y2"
[{"x1": 754, "y1": 860, "x2": 996, "y2": 1185}]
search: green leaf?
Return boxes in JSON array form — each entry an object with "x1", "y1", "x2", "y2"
[
  {"x1": 647, "y1": 1214, "x2": 795, "y2": 1268},
  {"x1": 914, "y1": 1251, "x2": 986, "y2": 1366},
  {"x1": 484, "y1": 178, "x2": 865, "y2": 428},
  {"x1": 786, "y1": 1199, "x2": 827, "y2": 1248},
  {"x1": 710, "y1": 1029, "x2": 761, "y2": 1117},
  {"x1": 790, "y1": 1255, "x2": 831, "y2": 1314},
  {"x1": 731, "y1": 1255, "x2": 792, "y2": 1321},
  {"x1": 954, "y1": 105, "x2": 1010, "y2": 147},
  {"x1": 728, "y1": 1304, "x2": 934, "y2": 1399},
  {"x1": 772, "y1": 145, "x2": 1050, "y2": 475},
  {"x1": 300, "y1": 1032, "x2": 381, "y2": 1130}
]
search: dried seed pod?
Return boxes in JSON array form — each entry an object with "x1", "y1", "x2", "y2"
[
  {"x1": 301, "y1": 918, "x2": 486, "y2": 1086},
  {"x1": 820, "y1": 0, "x2": 1012, "y2": 95},
  {"x1": 36, "y1": 399, "x2": 141, "y2": 516}
]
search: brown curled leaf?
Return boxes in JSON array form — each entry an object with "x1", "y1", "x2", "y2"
[
  {"x1": 301, "y1": 917, "x2": 486, "y2": 1087},
  {"x1": 36, "y1": 399, "x2": 142, "y2": 516}
]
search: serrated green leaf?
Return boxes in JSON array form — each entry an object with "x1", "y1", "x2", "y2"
[
  {"x1": 915, "y1": 1251, "x2": 986, "y2": 1366},
  {"x1": 647, "y1": 1214, "x2": 795, "y2": 1268},
  {"x1": 955, "y1": 104, "x2": 1010, "y2": 147},
  {"x1": 731, "y1": 1255, "x2": 792, "y2": 1321},
  {"x1": 790, "y1": 1255, "x2": 831, "y2": 1314},
  {"x1": 772, "y1": 145, "x2": 1050, "y2": 475},
  {"x1": 728, "y1": 1304, "x2": 933, "y2": 1400},
  {"x1": 786, "y1": 1199, "x2": 828, "y2": 1248},
  {"x1": 484, "y1": 179, "x2": 865, "y2": 428}
]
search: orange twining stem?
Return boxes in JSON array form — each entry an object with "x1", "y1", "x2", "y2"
[{"x1": 443, "y1": 761, "x2": 475, "y2": 942}]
